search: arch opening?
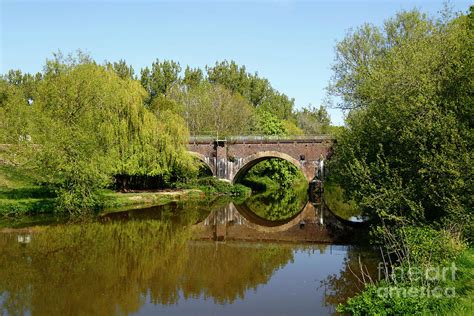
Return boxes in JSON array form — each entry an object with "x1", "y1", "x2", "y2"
[
  {"x1": 233, "y1": 152, "x2": 309, "y2": 222},
  {"x1": 188, "y1": 152, "x2": 214, "y2": 177},
  {"x1": 232, "y1": 151, "x2": 308, "y2": 185}
]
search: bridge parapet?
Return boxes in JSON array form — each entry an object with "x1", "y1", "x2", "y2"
[{"x1": 189, "y1": 135, "x2": 334, "y2": 144}]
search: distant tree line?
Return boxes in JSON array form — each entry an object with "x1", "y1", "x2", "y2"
[{"x1": 110, "y1": 58, "x2": 333, "y2": 137}]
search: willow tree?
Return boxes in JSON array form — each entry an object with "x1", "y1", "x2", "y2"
[
  {"x1": 0, "y1": 80, "x2": 32, "y2": 145},
  {"x1": 27, "y1": 56, "x2": 193, "y2": 213}
]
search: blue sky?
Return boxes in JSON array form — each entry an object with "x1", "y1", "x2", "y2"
[{"x1": 1, "y1": 0, "x2": 471, "y2": 125}]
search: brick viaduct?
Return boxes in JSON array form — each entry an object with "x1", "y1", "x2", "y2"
[{"x1": 187, "y1": 136, "x2": 334, "y2": 183}]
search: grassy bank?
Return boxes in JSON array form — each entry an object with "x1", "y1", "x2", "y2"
[
  {"x1": 240, "y1": 174, "x2": 280, "y2": 192},
  {"x1": 176, "y1": 176, "x2": 251, "y2": 197},
  {"x1": 338, "y1": 226, "x2": 473, "y2": 315},
  {"x1": 101, "y1": 189, "x2": 206, "y2": 211},
  {"x1": 449, "y1": 247, "x2": 474, "y2": 315},
  {"x1": 0, "y1": 164, "x2": 55, "y2": 216},
  {"x1": 0, "y1": 165, "x2": 250, "y2": 217}
]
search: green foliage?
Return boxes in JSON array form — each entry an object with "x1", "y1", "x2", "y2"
[
  {"x1": 239, "y1": 158, "x2": 308, "y2": 221},
  {"x1": 252, "y1": 109, "x2": 287, "y2": 136},
  {"x1": 169, "y1": 82, "x2": 255, "y2": 136},
  {"x1": 137, "y1": 58, "x2": 331, "y2": 137},
  {"x1": 324, "y1": 180, "x2": 361, "y2": 220},
  {"x1": 0, "y1": 79, "x2": 34, "y2": 146},
  {"x1": 398, "y1": 226, "x2": 464, "y2": 265},
  {"x1": 106, "y1": 59, "x2": 135, "y2": 80},
  {"x1": 140, "y1": 59, "x2": 181, "y2": 101},
  {"x1": 338, "y1": 281, "x2": 437, "y2": 316},
  {"x1": 1, "y1": 53, "x2": 195, "y2": 214},
  {"x1": 329, "y1": 7, "x2": 473, "y2": 314},
  {"x1": 282, "y1": 119, "x2": 304, "y2": 136},
  {"x1": 240, "y1": 175, "x2": 279, "y2": 192},
  {"x1": 258, "y1": 91, "x2": 294, "y2": 120},
  {"x1": 240, "y1": 180, "x2": 308, "y2": 221},
  {"x1": 338, "y1": 226, "x2": 469, "y2": 315},
  {"x1": 206, "y1": 60, "x2": 295, "y2": 120},
  {"x1": 177, "y1": 177, "x2": 251, "y2": 196},
  {"x1": 183, "y1": 66, "x2": 203, "y2": 88},
  {"x1": 206, "y1": 60, "x2": 250, "y2": 98},
  {"x1": 329, "y1": 8, "x2": 473, "y2": 232},
  {"x1": 3, "y1": 69, "x2": 41, "y2": 101},
  {"x1": 372, "y1": 225, "x2": 465, "y2": 266},
  {"x1": 242, "y1": 158, "x2": 305, "y2": 190},
  {"x1": 295, "y1": 105, "x2": 331, "y2": 135}
]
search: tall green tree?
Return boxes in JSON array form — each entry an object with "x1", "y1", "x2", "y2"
[
  {"x1": 206, "y1": 60, "x2": 294, "y2": 120},
  {"x1": 329, "y1": 8, "x2": 473, "y2": 235},
  {"x1": 183, "y1": 66, "x2": 203, "y2": 88},
  {"x1": 3, "y1": 69, "x2": 42, "y2": 101},
  {"x1": 106, "y1": 59, "x2": 135, "y2": 80},
  {"x1": 206, "y1": 60, "x2": 250, "y2": 98},
  {"x1": 252, "y1": 109, "x2": 287, "y2": 136},
  {"x1": 140, "y1": 59, "x2": 181, "y2": 102},
  {"x1": 0, "y1": 79, "x2": 33, "y2": 147},
  {"x1": 295, "y1": 105, "x2": 331, "y2": 134}
]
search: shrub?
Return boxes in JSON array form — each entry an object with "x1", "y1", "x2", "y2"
[
  {"x1": 177, "y1": 177, "x2": 251, "y2": 196},
  {"x1": 339, "y1": 226, "x2": 467, "y2": 315}
]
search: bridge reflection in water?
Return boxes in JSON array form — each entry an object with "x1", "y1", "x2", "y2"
[{"x1": 194, "y1": 201, "x2": 357, "y2": 243}]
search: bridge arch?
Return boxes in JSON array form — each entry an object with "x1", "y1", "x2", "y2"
[
  {"x1": 232, "y1": 151, "x2": 309, "y2": 184},
  {"x1": 188, "y1": 152, "x2": 215, "y2": 176}
]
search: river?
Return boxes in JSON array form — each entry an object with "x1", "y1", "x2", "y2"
[{"x1": 0, "y1": 189, "x2": 378, "y2": 315}]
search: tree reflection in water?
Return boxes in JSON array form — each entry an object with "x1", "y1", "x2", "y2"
[
  {"x1": 320, "y1": 246, "x2": 379, "y2": 308},
  {"x1": 0, "y1": 218, "x2": 294, "y2": 315},
  {"x1": 238, "y1": 182, "x2": 308, "y2": 221},
  {"x1": 0, "y1": 197, "x2": 378, "y2": 315}
]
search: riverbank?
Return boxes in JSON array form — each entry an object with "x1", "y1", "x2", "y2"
[
  {"x1": 338, "y1": 226, "x2": 474, "y2": 315},
  {"x1": 0, "y1": 164, "x2": 55, "y2": 216},
  {"x1": 101, "y1": 189, "x2": 206, "y2": 211},
  {"x1": 0, "y1": 164, "x2": 250, "y2": 217}
]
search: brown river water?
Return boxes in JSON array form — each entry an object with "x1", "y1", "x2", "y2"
[{"x1": 0, "y1": 192, "x2": 378, "y2": 316}]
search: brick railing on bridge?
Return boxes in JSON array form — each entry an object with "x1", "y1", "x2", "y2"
[{"x1": 189, "y1": 135, "x2": 334, "y2": 144}]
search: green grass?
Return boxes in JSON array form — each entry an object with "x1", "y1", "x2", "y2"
[
  {"x1": 0, "y1": 165, "x2": 250, "y2": 217},
  {"x1": 101, "y1": 189, "x2": 205, "y2": 212},
  {"x1": 0, "y1": 164, "x2": 208, "y2": 216},
  {"x1": 240, "y1": 175, "x2": 280, "y2": 192},
  {"x1": 0, "y1": 164, "x2": 55, "y2": 216},
  {"x1": 448, "y1": 247, "x2": 474, "y2": 315},
  {"x1": 338, "y1": 227, "x2": 473, "y2": 316},
  {"x1": 176, "y1": 177, "x2": 252, "y2": 196}
]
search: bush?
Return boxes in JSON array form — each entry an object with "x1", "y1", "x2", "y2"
[
  {"x1": 328, "y1": 8, "x2": 473, "y2": 236},
  {"x1": 338, "y1": 226, "x2": 468, "y2": 315},
  {"x1": 177, "y1": 177, "x2": 251, "y2": 196}
]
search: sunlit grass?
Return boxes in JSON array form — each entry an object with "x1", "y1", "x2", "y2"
[{"x1": 0, "y1": 165, "x2": 55, "y2": 216}]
